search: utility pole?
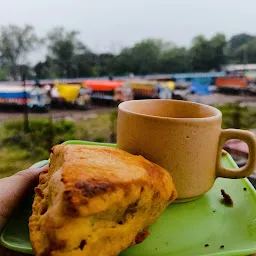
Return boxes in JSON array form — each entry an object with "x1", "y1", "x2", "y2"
[
  {"x1": 22, "y1": 73, "x2": 29, "y2": 133},
  {"x1": 243, "y1": 46, "x2": 248, "y2": 72}
]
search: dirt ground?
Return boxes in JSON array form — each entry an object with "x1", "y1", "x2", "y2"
[
  {"x1": 0, "y1": 93, "x2": 255, "y2": 123},
  {"x1": 187, "y1": 93, "x2": 256, "y2": 106},
  {"x1": 0, "y1": 105, "x2": 117, "y2": 123}
]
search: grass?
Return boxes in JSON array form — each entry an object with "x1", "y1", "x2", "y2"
[
  {"x1": 0, "y1": 104, "x2": 255, "y2": 178},
  {"x1": 75, "y1": 111, "x2": 117, "y2": 143},
  {"x1": 215, "y1": 104, "x2": 256, "y2": 130},
  {"x1": 0, "y1": 146, "x2": 36, "y2": 177},
  {"x1": 0, "y1": 110, "x2": 117, "y2": 178}
]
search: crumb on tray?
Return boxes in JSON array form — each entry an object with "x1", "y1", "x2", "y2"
[{"x1": 221, "y1": 189, "x2": 233, "y2": 206}]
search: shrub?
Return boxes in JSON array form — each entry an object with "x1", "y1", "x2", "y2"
[{"x1": 2, "y1": 118, "x2": 76, "y2": 156}]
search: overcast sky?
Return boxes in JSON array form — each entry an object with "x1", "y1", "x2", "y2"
[{"x1": 0, "y1": 0, "x2": 255, "y2": 55}]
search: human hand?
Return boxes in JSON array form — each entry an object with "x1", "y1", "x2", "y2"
[{"x1": 0, "y1": 166, "x2": 47, "y2": 231}]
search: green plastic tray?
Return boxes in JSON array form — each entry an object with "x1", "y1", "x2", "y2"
[{"x1": 1, "y1": 140, "x2": 256, "y2": 256}]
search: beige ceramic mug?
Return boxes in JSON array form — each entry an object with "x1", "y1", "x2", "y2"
[{"x1": 117, "y1": 99, "x2": 256, "y2": 202}]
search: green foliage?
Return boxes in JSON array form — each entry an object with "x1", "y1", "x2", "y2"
[
  {"x1": 0, "y1": 68, "x2": 8, "y2": 80},
  {"x1": 2, "y1": 118, "x2": 76, "y2": 160},
  {"x1": 215, "y1": 104, "x2": 256, "y2": 129},
  {"x1": 233, "y1": 39, "x2": 256, "y2": 64},
  {"x1": 190, "y1": 34, "x2": 227, "y2": 71},
  {"x1": 75, "y1": 111, "x2": 117, "y2": 143},
  {"x1": 1, "y1": 23, "x2": 256, "y2": 79},
  {"x1": 0, "y1": 107, "x2": 256, "y2": 179},
  {"x1": 160, "y1": 47, "x2": 191, "y2": 73},
  {"x1": 0, "y1": 111, "x2": 118, "y2": 177},
  {"x1": 46, "y1": 27, "x2": 91, "y2": 78},
  {"x1": 34, "y1": 59, "x2": 53, "y2": 79},
  {"x1": 0, "y1": 118, "x2": 76, "y2": 177},
  {"x1": 227, "y1": 33, "x2": 254, "y2": 54},
  {"x1": 0, "y1": 146, "x2": 38, "y2": 177},
  {"x1": 226, "y1": 33, "x2": 256, "y2": 64},
  {"x1": 0, "y1": 24, "x2": 41, "y2": 79},
  {"x1": 129, "y1": 39, "x2": 162, "y2": 74},
  {"x1": 209, "y1": 33, "x2": 227, "y2": 69},
  {"x1": 94, "y1": 136, "x2": 106, "y2": 143}
]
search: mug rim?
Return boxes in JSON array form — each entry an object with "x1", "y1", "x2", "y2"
[{"x1": 118, "y1": 99, "x2": 222, "y2": 122}]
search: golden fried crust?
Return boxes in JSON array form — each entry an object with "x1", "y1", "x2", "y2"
[{"x1": 29, "y1": 145, "x2": 177, "y2": 256}]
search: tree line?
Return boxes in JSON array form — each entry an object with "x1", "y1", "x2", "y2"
[{"x1": 0, "y1": 25, "x2": 255, "y2": 81}]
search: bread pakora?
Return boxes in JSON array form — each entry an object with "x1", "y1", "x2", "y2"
[{"x1": 29, "y1": 144, "x2": 177, "y2": 256}]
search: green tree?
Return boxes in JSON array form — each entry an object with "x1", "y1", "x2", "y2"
[
  {"x1": 113, "y1": 39, "x2": 164, "y2": 75},
  {"x1": 0, "y1": 68, "x2": 8, "y2": 80},
  {"x1": 73, "y1": 52, "x2": 98, "y2": 77},
  {"x1": 47, "y1": 27, "x2": 90, "y2": 78},
  {"x1": 96, "y1": 53, "x2": 115, "y2": 76},
  {"x1": 0, "y1": 24, "x2": 41, "y2": 80},
  {"x1": 34, "y1": 60, "x2": 51, "y2": 79},
  {"x1": 209, "y1": 33, "x2": 227, "y2": 70},
  {"x1": 231, "y1": 39, "x2": 256, "y2": 64},
  {"x1": 112, "y1": 48, "x2": 133, "y2": 76},
  {"x1": 190, "y1": 34, "x2": 227, "y2": 71},
  {"x1": 159, "y1": 46, "x2": 191, "y2": 73},
  {"x1": 228, "y1": 33, "x2": 254, "y2": 53},
  {"x1": 130, "y1": 39, "x2": 162, "y2": 74},
  {"x1": 190, "y1": 35, "x2": 212, "y2": 71},
  {"x1": 227, "y1": 33, "x2": 255, "y2": 63},
  {"x1": 19, "y1": 64, "x2": 34, "y2": 80}
]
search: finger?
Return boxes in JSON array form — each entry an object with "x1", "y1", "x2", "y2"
[
  {"x1": 14, "y1": 165, "x2": 48, "y2": 186},
  {"x1": 0, "y1": 166, "x2": 47, "y2": 230}
]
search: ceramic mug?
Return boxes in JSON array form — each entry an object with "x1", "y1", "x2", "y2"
[{"x1": 117, "y1": 99, "x2": 256, "y2": 202}]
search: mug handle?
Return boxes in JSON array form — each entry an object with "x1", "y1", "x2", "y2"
[{"x1": 216, "y1": 129, "x2": 256, "y2": 178}]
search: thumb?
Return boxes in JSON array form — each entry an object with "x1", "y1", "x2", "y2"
[
  {"x1": 0, "y1": 166, "x2": 48, "y2": 231},
  {"x1": 13, "y1": 166, "x2": 48, "y2": 186}
]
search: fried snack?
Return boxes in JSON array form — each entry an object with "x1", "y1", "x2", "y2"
[{"x1": 29, "y1": 144, "x2": 177, "y2": 256}]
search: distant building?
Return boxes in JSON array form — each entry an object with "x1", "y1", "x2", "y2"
[{"x1": 222, "y1": 64, "x2": 256, "y2": 72}]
